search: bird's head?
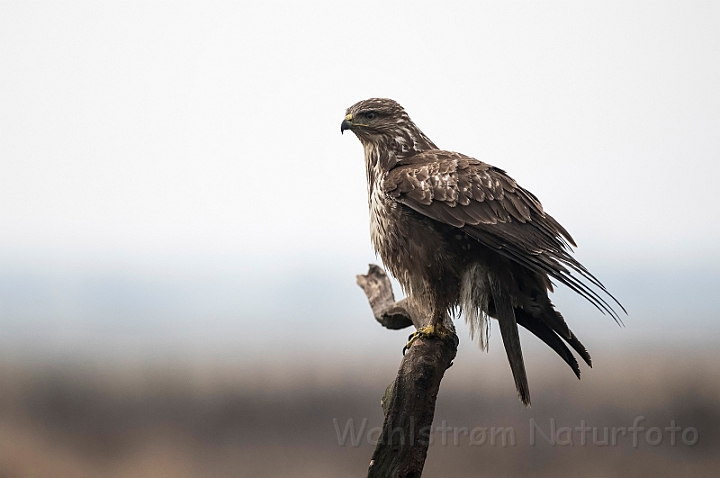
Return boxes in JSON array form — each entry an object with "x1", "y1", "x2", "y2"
[
  {"x1": 341, "y1": 98, "x2": 437, "y2": 157},
  {"x1": 341, "y1": 98, "x2": 409, "y2": 139}
]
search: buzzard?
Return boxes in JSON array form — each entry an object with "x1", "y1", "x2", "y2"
[{"x1": 341, "y1": 98, "x2": 624, "y2": 406}]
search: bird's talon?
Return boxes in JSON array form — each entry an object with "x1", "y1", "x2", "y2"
[{"x1": 403, "y1": 324, "x2": 450, "y2": 353}]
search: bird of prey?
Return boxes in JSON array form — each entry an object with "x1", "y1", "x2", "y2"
[{"x1": 341, "y1": 98, "x2": 624, "y2": 406}]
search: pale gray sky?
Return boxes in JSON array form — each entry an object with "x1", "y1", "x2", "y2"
[
  {"x1": 1, "y1": 2, "x2": 719, "y2": 360},
  {"x1": 1, "y1": 1, "x2": 718, "y2": 267}
]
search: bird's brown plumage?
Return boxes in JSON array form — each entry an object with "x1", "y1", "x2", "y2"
[{"x1": 342, "y1": 98, "x2": 624, "y2": 406}]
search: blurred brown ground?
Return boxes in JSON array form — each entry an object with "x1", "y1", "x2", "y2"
[{"x1": 0, "y1": 347, "x2": 718, "y2": 478}]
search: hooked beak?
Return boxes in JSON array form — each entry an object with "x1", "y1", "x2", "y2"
[{"x1": 340, "y1": 114, "x2": 353, "y2": 134}]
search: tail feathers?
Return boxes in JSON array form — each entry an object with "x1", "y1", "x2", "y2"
[
  {"x1": 565, "y1": 329, "x2": 592, "y2": 368},
  {"x1": 548, "y1": 308, "x2": 592, "y2": 367},
  {"x1": 539, "y1": 306, "x2": 572, "y2": 340},
  {"x1": 515, "y1": 309, "x2": 581, "y2": 378},
  {"x1": 515, "y1": 307, "x2": 592, "y2": 376},
  {"x1": 492, "y1": 285, "x2": 531, "y2": 406}
]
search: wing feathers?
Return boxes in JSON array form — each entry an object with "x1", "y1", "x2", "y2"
[{"x1": 384, "y1": 151, "x2": 624, "y2": 321}]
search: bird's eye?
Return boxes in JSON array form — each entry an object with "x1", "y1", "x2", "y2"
[{"x1": 364, "y1": 111, "x2": 377, "y2": 120}]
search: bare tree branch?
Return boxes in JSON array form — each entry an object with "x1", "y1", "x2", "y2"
[
  {"x1": 356, "y1": 264, "x2": 414, "y2": 330},
  {"x1": 357, "y1": 264, "x2": 459, "y2": 478}
]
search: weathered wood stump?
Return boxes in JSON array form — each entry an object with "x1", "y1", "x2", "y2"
[{"x1": 357, "y1": 264, "x2": 458, "y2": 478}]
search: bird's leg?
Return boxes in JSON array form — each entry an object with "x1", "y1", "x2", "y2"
[{"x1": 403, "y1": 312, "x2": 451, "y2": 354}]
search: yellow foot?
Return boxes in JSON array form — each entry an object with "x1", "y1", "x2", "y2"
[{"x1": 402, "y1": 324, "x2": 451, "y2": 354}]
